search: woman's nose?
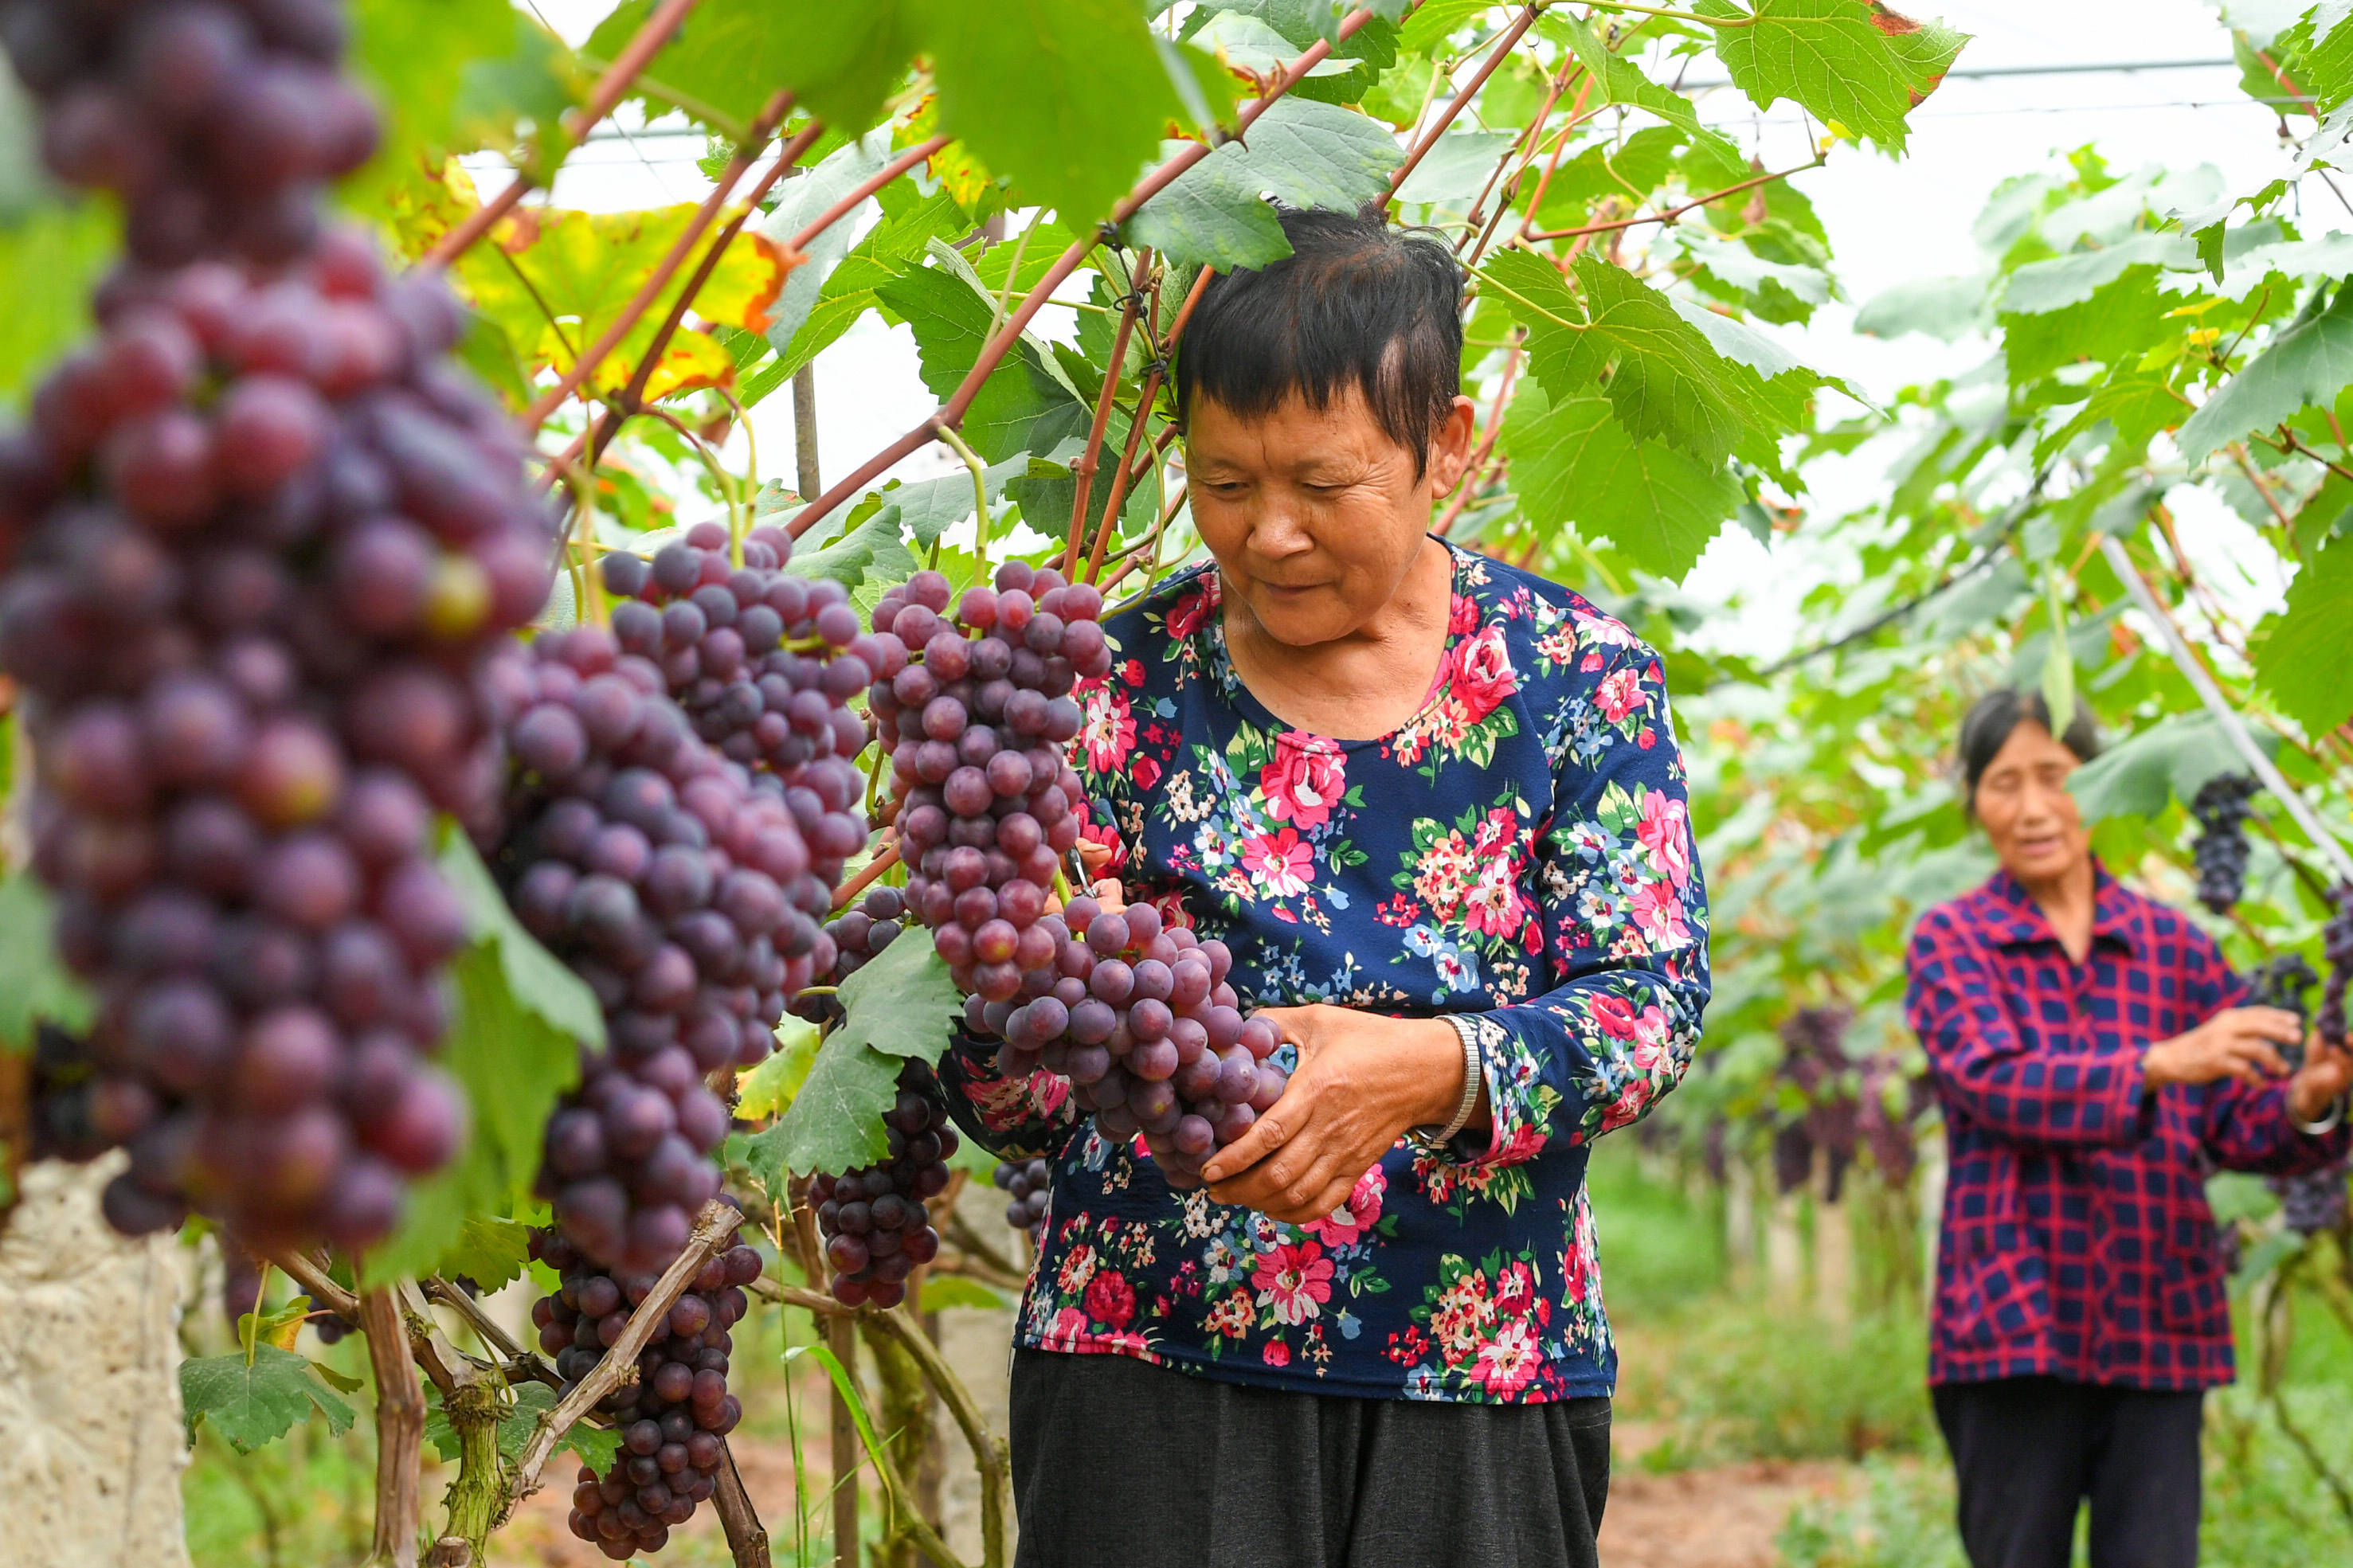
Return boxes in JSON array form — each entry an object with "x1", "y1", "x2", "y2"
[{"x1": 1247, "y1": 504, "x2": 1315, "y2": 561}]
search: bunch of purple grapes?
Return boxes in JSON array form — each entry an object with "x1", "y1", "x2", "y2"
[
  {"x1": 0, "y1": 0, "x2": 379, "y2": 268},
  {"x1": 2247, "y1": 952, "x2": 2319, "y2": 1069},
  {"x1": 0, "y1": 221, "x2": 554, "y2": 1246},
  {"x1": 489, "y1": 628, "x2": 813, "y2": 1273},
  {"x1": 812, "y1": 1062, "x2": 953, "y2": 1308},
  {"x1": 600, "y1": 520, "x2": 889, "y2": 905},
  {"x1": 787, "y1": 886, "x2": 906, "y2": 1029},
  {"x1": 530, "y1": 1224, "x2": 764, "y2": 1562},
  {"x1": 2319, "y1": 882, "x2": 2353, "y2": 1052},
  {"x1": 992, "y1": 1155, "x2": 1051, "y2": 1235},
  {"x1": 2190, "y1": 774, "x2": 2258, "y2": 914},
  {"x1": 2275, "y1": 1165, "x2": 2349, "y2": 1236}
]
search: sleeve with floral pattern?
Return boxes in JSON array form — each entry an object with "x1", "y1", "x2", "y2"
[{"x1": 1428, "y1": 639, "x2": 1712, "y2": 1173}]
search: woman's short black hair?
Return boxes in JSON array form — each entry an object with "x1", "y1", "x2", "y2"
[
  {"x1": 1173, "y1": 204, "x2": 1464, "y2": 478},
  {"x1": 1958, "y1": 686, "x2": 2103, "y2": 808}
]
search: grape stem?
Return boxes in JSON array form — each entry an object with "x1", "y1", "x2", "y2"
[
  {"x1": 831, "y1": 839, "x2": 902, "y2": 913},
  {"x1": 361, "y1": 1286, "x2": 429, "y2": 1568},
  {"x1": 425, "y1": 0, "x2": 709, "y2": 268},
  {"x1": 507, "y1": 1201, "x2": 742, "y2": 1504},
  {"x1": 712, "y1": 1445, "x2": 776, "y2": 1568},
  {"x1": 934, "y1": 423, "x2": 993, "y2": 562}
]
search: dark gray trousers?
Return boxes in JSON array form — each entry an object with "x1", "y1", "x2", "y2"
[
  {"x1": 1008, "y1": 1347, "x2": 1611, "y2": 1568},
  {"x1": 1933, "y1": 1378, "x2": 2205, "y2": 1568}
]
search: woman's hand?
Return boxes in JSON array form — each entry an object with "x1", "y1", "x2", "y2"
[
  {"x1": 2144, "y1": 1007, "x2": 2304, "y2": 1089},
  {"x1": 1202, "y1": 1004, "x2": 1473, "y2": 1226},
  {"x1": 1075, "y1": 839, "x2": 1125, "y2": 913},
  {"x1": 2288, "y1": 1034, "x2": 2353, "y2": 1125}
]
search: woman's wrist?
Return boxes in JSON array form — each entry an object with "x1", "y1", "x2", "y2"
[{"x1": 1383, "y1": 1016, "x2": 1474, "y2": 1132}]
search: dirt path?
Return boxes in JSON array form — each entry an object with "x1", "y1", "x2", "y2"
[{"x1": 1599, "y1": 1459, "x2": 1852, "y2": 1568}]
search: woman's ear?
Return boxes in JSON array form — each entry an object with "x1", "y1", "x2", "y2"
[{"x1": 1426, "y1": 395, "x2": 1479, "y2": 499}]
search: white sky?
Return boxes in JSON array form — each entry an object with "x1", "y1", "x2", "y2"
[{"x1": 499, "y1": 1, "x2": 2317, "y2": 656}]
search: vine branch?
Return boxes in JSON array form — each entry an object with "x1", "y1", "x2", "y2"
[{"x1": 361, "y1": 1285, "x2": 426, "y2": 1568}]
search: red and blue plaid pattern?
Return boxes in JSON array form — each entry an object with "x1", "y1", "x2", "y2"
[{"x1": 1906, "y1": 866, "x2": 2347, "y2": 1390}]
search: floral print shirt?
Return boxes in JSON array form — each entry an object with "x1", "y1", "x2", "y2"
[{"x1": 936, "y1": 542, "x2": 1712, "y2": 1402}]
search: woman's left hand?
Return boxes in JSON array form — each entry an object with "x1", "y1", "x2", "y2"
[
  {"x1": 2288, "y1": 1032, "x2": 2353, "y2": 1125},
  {"x1": 1202, "y1": 1003, "x2": 1474, "y2": 1225}
]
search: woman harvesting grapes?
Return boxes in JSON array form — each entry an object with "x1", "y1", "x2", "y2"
[
  {"x1": 1905, "y1": 690, "x2": 2353, "y2": 1568},
  {"x1": 930, "y1": 207, "x2": 1711, "y2": 1566}
]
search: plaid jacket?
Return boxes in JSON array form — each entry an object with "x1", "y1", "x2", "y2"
[{"x1": 1905, "y1": 866, "x2": 2347, "y2": 1390}]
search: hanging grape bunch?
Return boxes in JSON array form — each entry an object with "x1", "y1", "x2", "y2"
[
  {"x1": 867, "y1": 561, "x2": 1286, "y2": 1186},
  {"x1": 599, "y1": 521, "x2": 890, "y2": 905},
  {"x1": 2318, "y1": 882, "x2": 2353, "y2": 1054},
  {"x1": 1765, "y1": 1007, "x2": 1858, "y2": 1198},
  {"x1": 0, "y1": 0, "x2": 554, "y2": 1246},
  {"x1": 489, "y1": 628, "x2": 811, "y2": 1273},
  {"x1": 0, "y1": 0, "x2": 380, "y2": 268},
  {"x1": 2189, "y1": 773, "x2": 2259, "y2": 914},
  {"x1": 2246, "y1": 953, "x2": 2318, "y2": 1068},
  {"x1": 787, "y1": 886, "x2": 906, "y2": 1030},
  {"x1": 2253, "y1": 939, "x2": 2347, "y2": 1235},
  {"x1": 530, "y1": 1223, "x2": 764, "y2": 1561},
  {"x1": 812, "y1": 1060, "x2": 954, "y2": 1308},
  {"x1": 993, "y1": 1156, "x2": 1051, "y2": 1237}
]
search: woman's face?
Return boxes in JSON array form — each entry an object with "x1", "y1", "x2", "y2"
[
  {"x1": 1184, "y1": 384, "x2": 1475, "y2": 647},
  {"x1": 1972, "y1": 719, "x2": 2091, "y2": 886}
]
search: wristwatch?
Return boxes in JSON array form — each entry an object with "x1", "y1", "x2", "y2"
[{"x1": 1409, "y1": 1013, "x2": 1484, "y2": 1148}]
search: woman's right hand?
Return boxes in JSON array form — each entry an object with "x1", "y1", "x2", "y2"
[
  {"x1": 2143, "y1": 1007, "x2": 2306, "y2": 1088},
  {"x1": 1076, "y1": 839, "x2": 1125, "y2": 913}
]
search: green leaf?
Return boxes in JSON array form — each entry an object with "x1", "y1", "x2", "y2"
[
  {"x1": 829, "y1": 935, "x2": 962, "y2": 1062},
  {"x1": 2253, "y1": 536, "x2": 2353, "y2": 737},
  {"x1": 1999, "y1": 233, "x2": 2194, "y2": 315},
  {"x1": 1548, "y1": 14, "x2": 1739, "y2": 150},
  {"x1": 1998, "y1": 264, "x2": 2168, "y2": 382},
  {"x1": 1398, "y1": 0, "x2": 1501, "y2": 55},
  {"x1": 738, "y1": 1015, "x2": 823, "y2": 1120},
  {"x1": 182, "y1": 1346, "x2": 356, "y2": 1453},
  {"x1": 0, "y1": 871, "x2": 94, "y2": 1052},
  {"x1": 1505, "y1": 385, "x2": 1742, "y2": 579},
  {"x1": 1694, "y1": 0, "x2": 1968, "y2": 154},
  {"x1": 925, "y1": 0, "x2": 1187, "y2": 223},
  {"x1": 1391, "y1": 130, "x2": 1517, "y2": 207},
  {"x1": 918, "y1": 1275, "x2": 1008, "y2": 1312},
  {"x1": 1122, "y1": 97, "x2": 1403, "y2": 268},
  {"x1": 1854, "y1": 274, "x2": 1989, "y2": 342},
  {"x1": 785, "y1": 501, "x2": 914, "y2": 591},
  {"x1": 875, "y1": 263, "x2": 1090, "y2": 463},
  {"x1": 365, "y1": 829, "x2": 590, "y2": 1285},
  {"x1": 0, "y1": 201, "x2": 114, "y2": 412},
  {"x1": 1486, "y1": 250, "x2": 1750, "y2": 467},
  {"x1": 435, "y1": 1215, "x2": 535, "y2": 1295},
  {"x1": 750, "y1": 1039, "x2": 902, "y2": 1183},
  {"x1": 761, "y1": 134, "x2": 895, "y2": 357},
  {"x1": 354, "y1": 0, "x2": 574, "y2": 179},
  {"x1": 589, "y1": 0, "x2": 914, "y2": 135},
  {"x1": 2066, "y1": 713, "x2": 2281, "y2": 822},
  {"x1": 2178, "y1": 283, "x2": 2353, "y2": 463}
]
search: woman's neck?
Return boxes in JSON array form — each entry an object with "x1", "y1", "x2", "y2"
[
  {"x1": 1220, "y1": 537, "x2": 1454, "y2": 741},
  {"x1": 2018, "y1": 857, "x2": 2098, "y2": 964}
]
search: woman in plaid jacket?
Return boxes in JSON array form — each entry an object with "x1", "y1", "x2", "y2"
[{"x1": 1905, "y1": 688, "x2": 2351, "y2": 1568}]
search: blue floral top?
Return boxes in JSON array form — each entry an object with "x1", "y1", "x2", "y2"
[{"x1": 936, "y1": 542, "x2": 1712, "y2": 1402}]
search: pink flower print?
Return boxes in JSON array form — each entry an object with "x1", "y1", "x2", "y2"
[
  {"x1": 1595, "y1": 666, "x2": 1645, "y2": 722},
  {"x1": 1303, "y1": 1166, "x2": 1387, "y2": 1248},
  {"x1": 1165, "y1": 583, "x2": 1212, "y2": 642},
  {"x1": 1447, "y1": 592, "x2": 1481, "y2": 636},
  {"x1": 1591, "y1": 995, "x2": 1641, "y2": 1042},
  {"x1": 1251, "y1": 1240, "x2": 1335, "y2": 1325},
  {"x1": 1056, "y1": 1245, "x2": 1098, "y2": 1296},
  {"x1": 1241, "y1": 828, "x2": 1314, "y2": 897},
  {"x1": 1084, "y1": 1269, "x2": 1136, "y2": 1331},
  {"x1": 1040, "y1": 1307, "x2": 1091, "y2": 1352},
  {"x1": 1447, "y1": 626, "x2": 1518, "y2": 725},
  {"x1": 1411, "y1": 830, "x2": 1475, "y2": 923},
  {"x1": 1080, "y1": 683, "x2": 1136, "y2": 774},
  {"x1": 1630, "y1": 878, "x2": 1690, "y2": 947},
  {"x1": 1471, "y1": 1317, "x2": 1543, "y2": 1397},
  {"x1": 1262, "y1": 1339, "x2": 1291, "y2": 1368},
  {"x1": 1463, "y1": 857, "x2": 1529, "y2": 939},
  {"x1": 1635, "y1": 790, "x2": 1693, "y2": 890},
  {"x1": 1494, "y1": 1261, "x2": 1537, "y2": 1319},
  {"x1": 1260, "y1": 730, "x2": 1347, "y2": 830},
  {"x1": 1430, "y1": 1271, "x2": 1496, "y2": 1367},
  {"x1": 1599, "y1": 1075, "x2": 1654, "y2": 1133}
]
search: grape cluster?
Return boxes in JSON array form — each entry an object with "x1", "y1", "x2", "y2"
[
  {"x1": 489, "y1": 628, "x2": 813, "y2": 1273},
  {"x1": 2275, "y1": 1166, "x2": 2349, "y2": 1236},
  {"x1": 2320, "y1": 882, "x2": 2353, "y2": 1052},
  {"x1": 1, "y1": 230, "x2": 554, "y2": 1246},
  {"x1": 812, "y1": 1061, "x2": 953, "y2": 1308},
  {"x1": 992, "y1": 1156, "x2": 1051, "y2": 1236},
  {"x1": 2247, "y1": 953, "x2": 2319, "y2": 1069},
  {"x1": 788, "y1": 886, "x2": 906, "y2": 1029},
  {"x1": 530, "y1": 1224, "x2": 764, "y2": 1562},
  {"x1": 601, "y1": 520, "x2": 885, "y2": 901},
  {"x1": 2, "y1": 0, "x2": 379, "y2": 268},
  {"x1": 2190, "y1": 774, "x2": 2258, "y2": 914}
]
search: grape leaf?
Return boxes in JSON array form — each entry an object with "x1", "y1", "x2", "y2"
[
  {"x1": 1546, "y1": 14, "x2": 1735, "y2": 151},
  {"x1": 760, "y1": 134, "x2": 895, "y2": 361},
  {"x1": 0, "y1": 201, "x2": 113, "y2": 412},
  {"x1": 1484, "y1": 250, "x2": 1749, "y2": 467},
  {"x1": 919, "y1": 1275, "x2": 1008, "y2": 1312},
  {"x1": 182, "y1": 1346, "x2": 356, "y2": 1453},
  {"x1": 0, "y1": 870, "x2": 93, "y2": 1052},
  {"x1": 1853, "y1": 274, "x2": 1987, "y2": 342},
  {"x1": 738, "y1": 1015, "x2": 824, "y2": 1120},
  {"x1": 1693, "y1": 0, "x2": 1967, "y2": 153},
  {"x1": 2067, "y1": 713, "x2": 2280, "y2": 822},
  {"x1": 1998, "y1": 265, "x2": 2169, "y2": 383},
  {"x1": 747, "y1": 1040, "x2": 901, "y2": 1187},
  {"x1": 1392, "y1": 130, "x2": 1518, "y2": 207},
  {"x1": 828, "y1": 936, "x2": 964, "y2": 1063},
  {"x1": 925, "y1": 0, "x2": 1188, "y2": 224},
  {"x1": 354, "y1": 0, "x2": 579, "y2": 184},
  {"x1": 875, "y1": 262, "x2": 1090, "y2": 463},
  {"x1": 1399, "y1": 0, "x2": 1508, "y2": 55},
  {"x1": 433, "y1": 1215, "x2": 535, "y2": 1296},
  {"x1": 363, "y1": 831, "x2": 592, "y2": 1285},
  {"x1": 2254, "y1": 536, "x2": 2353, "y2": 737},
  {"x1": 2178, "y1": 283, "x2": 2353, "y2": 463},
  {"x1": 785, "y1": 502, "x2": 914, "y2": 592},
  {"x1": 589, "y1": 0, "x2": 918, "y2": 135},
  {"x1": 1505, "y1": 386, "x2": 1741, "y2": 579},
  {"x1": 1122, "y1": 97, "x2": 1402, "y2": 268},
  {"x1": 1998, "y1": 233, "x2": 2194, "y2": 315},
  {"x1": 773, "y1": 189, "x2": 971, "y2": 381}
]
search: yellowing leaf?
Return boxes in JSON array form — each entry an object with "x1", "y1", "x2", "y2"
[{"x1": 451, "y1": 205, "x2": 797, "y2": 404}]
